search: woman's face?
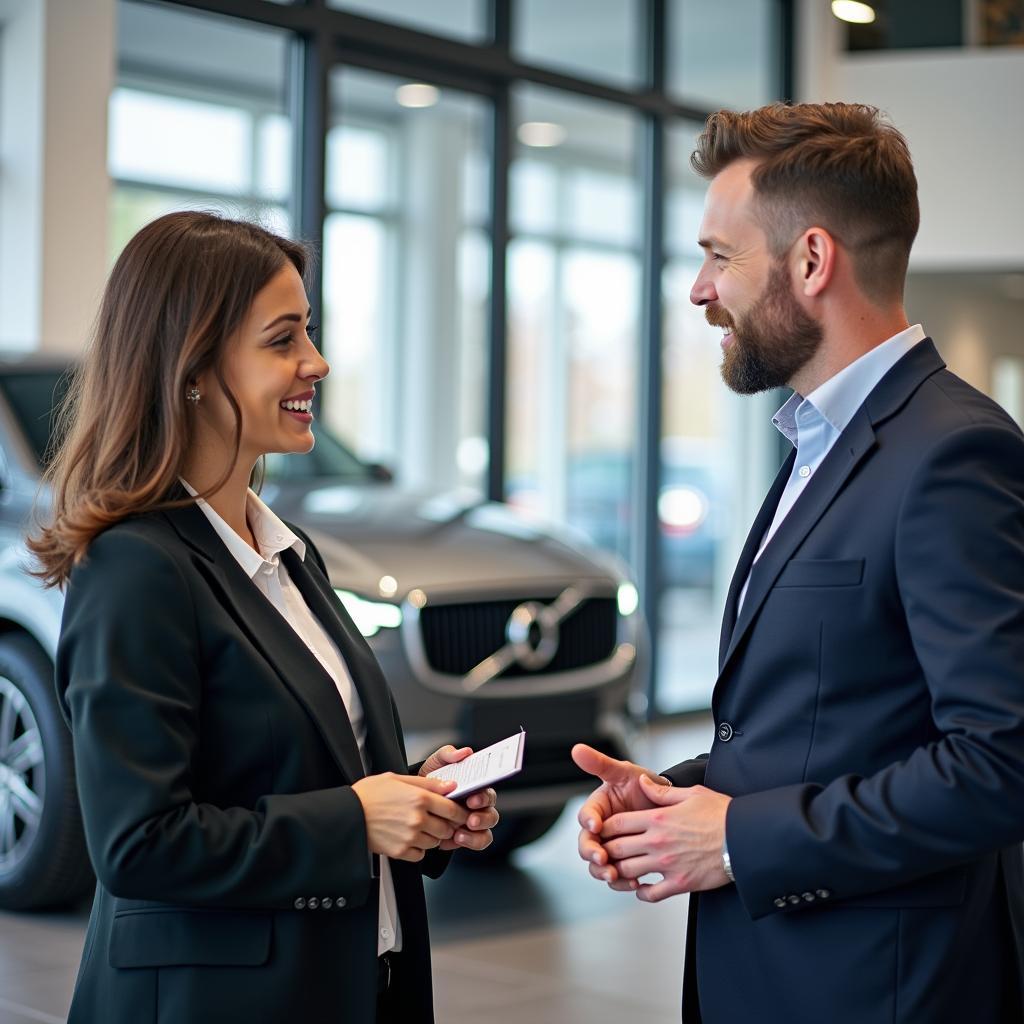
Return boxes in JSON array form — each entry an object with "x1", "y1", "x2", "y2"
[{"x1": 195, "y1": 263, "x2": 330, "y2": 470}]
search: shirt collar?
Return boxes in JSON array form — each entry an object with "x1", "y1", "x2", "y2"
[
  {"x1": 180, "y1": 480, "x2": 305, "y2": 580},
  {"x1": 772, "y1": 324, "x2": 927, "y2": 448}
]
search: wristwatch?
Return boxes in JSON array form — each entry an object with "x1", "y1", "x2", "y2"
[{"x1": 722, "y1": 837, "x2": 735, "y2": 883}]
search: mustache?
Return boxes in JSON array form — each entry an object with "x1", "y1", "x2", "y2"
[{"x1": 705, "y1": 306, "x2": 734, "y2": 330}]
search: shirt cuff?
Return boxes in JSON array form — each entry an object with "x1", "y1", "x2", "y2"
[{"x1": 722, "y1": 836, "x2": 735, "y2": 883}]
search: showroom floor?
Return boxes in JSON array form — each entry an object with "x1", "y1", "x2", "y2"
[{"x1": 0, "y1": 715, "x2": 714, "y2": 1024}]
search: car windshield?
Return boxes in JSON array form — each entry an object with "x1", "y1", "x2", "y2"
[
  {"x1": 264, "y1": 428, "x2": 375, "y2": 482},
  {"x1": 0, "y1": 369, "x2": 73, "y2": 466},
  {"x1": 0, "y1": 367, "x2": 375, "y2": 482}
]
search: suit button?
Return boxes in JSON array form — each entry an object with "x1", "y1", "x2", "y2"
[
  {"x1": 787, "y1": 894, "x2": 801, "y2": 905},
  {"x1": 322, "y1": 898, "x2": 333, "y2": 910},
  {"x1": 717, "y1": 722, "x2": 734, "y2": 742},
  {"x1": 337, "y1": 897, "x2": 347, "y2": 908},
  {"x1": 815, "y1": 889, "x2": 831, "y2": 899},
  {"x1": 773, "y1": 897, "x2": 787, "y2": 908},
  {"x1": 294, "y1": 897, "x2": 306, "y2": 910},
  {"x1": 307, "y1": 897, "x2": 319, "y2": 910},
  {"x1": 801, "y1": 892, "x2": 815, "y2": 902}
]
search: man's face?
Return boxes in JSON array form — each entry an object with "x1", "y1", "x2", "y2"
[{"x1": 690, "y1": 159, "x2": 823, "y2": 395}]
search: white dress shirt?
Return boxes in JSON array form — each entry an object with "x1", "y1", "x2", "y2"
[
  {"x1": 183, "y1": 482, "x2": 402, "y2": 956},
  {"x1": 737, "y1": 324, "x2": 927, "y2": 613}
]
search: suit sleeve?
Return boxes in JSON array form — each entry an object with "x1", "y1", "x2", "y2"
[
  {"x1": 57, "y1": 528, "x2": 374, "y2": 911},
  {"x1": 663, "y1": 754, "x2": 710, "y2": 789},
  {"x1": 725, "y1": 422, "x2": 1024, "y2": 919}
]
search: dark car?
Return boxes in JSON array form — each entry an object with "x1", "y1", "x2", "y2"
[{"x1": 0, "y1": 356, "x2": 644, "y2": 910}]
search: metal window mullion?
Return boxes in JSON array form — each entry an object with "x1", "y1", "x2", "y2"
[
  {"x1": 485, "y1": 83, "x2": 510, "y2": 503},
  {"x1": 636, "y1": 0, "x2": 667, "y2": 718},
  {"x1": 289, "y1": 28, "x2": 328, "y2": 340},
  {"x1": 780, "y1": 0, "x2": 796, "y2": 102},
  {"x1": 114, "y1": 178, "x2": 268, "y2": 207}
]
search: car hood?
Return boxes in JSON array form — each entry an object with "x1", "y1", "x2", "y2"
[{"x1": 263, "y1": 481, "x2": 626, "y2": 599}]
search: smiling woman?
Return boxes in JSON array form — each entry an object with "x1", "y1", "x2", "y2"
[
  {"x1": 30, "y1": 212, "x2": 311, "y2": 580},
  {"x1": 181, "y1": 258, "x2": 328, "y2": 537},
  {"x1": 26, "y1": 211, "x2": 500, "y2": 1024}
]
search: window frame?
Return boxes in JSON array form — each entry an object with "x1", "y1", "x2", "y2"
[{"x1": 115, "y1": 0, "x2": 794, "y2": 719}]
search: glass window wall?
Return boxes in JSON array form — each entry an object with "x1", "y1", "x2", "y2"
[
  {"x1": 109, "y1": 1, "x2": 291, "y2": 261},
  {"x1": 328, "y1": 0, "x2": 489, "y2": 42},
  {"x1": 322, "y1": 67, "x2": 491, "y2": 495},
  {"x1": 506, "y1": 86, "x2": 642, "y2": 568},
  {"x1": 104, "y1": 0, "x2": 788, "y2": 717},
  {"x1": 514, "y1": 0, "x2": 644, "y2": 89},
  {"x1": 656, "y1": 122, "x2": 784, "y2": 712},
  {"x1": 668, "y1": 0, "x2": 778, "y2": 112}
]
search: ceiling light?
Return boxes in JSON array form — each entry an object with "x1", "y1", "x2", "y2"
[
  {"x1": 831, "y1": 1, "x2": 876, "y2": 23},
  {"x1": 517, "y1": 122, "x2": 567, "y2": 148},
  {"x1": 395, "y1": 83, "x2": 440, "y2": 109}
]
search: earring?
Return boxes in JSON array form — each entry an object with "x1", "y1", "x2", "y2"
[{"x1": 186, "y1": 385, "x2": 201, "y2": 404}]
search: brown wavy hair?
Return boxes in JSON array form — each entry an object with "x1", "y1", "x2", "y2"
[
  {"x1": 691, "y1": 102, "x2": 919, "y2": 303},
  {"x1": 29, "y1": 211, "x2": 308, "y2": 587}
]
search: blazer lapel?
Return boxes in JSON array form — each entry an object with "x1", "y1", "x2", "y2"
[
  {"x1": 716, "y1": 338, "x2": 947, "y2": 682},
  {"x1": 718, "y1": 410, "x2": 877, "y2": 678},
  {"x1": 718, "y1": 449, "x2": 795, "y2": 670},
  {"x1": 163, "y1": 503, "x2": 367, "y2": 782},
  {"x1": 281, "y1": 547, "x2": 407, "y2": 775}
]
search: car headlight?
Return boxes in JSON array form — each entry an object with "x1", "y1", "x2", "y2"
[
  {"x1": 333, "y1": 589, "x2": 403, "y2": 637},
  {"x1": 617, "y1": 582, "x2": 640, "y2": 617}
]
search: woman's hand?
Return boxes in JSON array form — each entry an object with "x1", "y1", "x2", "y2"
[
  {"x1": 419, "y1": 745, "x2": 500, "y2": 853},
  {"x1": 418, "y1": 743, "x2": 473, "y2": 777},
  {"x1": 439, "y1": 786, "x2": 499, "y2": 852},
  {"x1": 352, "y1": 772, "x2": 468, "y2": 862}
]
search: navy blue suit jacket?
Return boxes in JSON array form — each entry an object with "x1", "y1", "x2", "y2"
[{"x1": 665, "y1": 340, "x2": 1024, "y2": 1023}]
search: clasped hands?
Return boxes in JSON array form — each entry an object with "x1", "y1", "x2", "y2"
[
  {"x1": 353, "y1": 745, "x2": 499, "y2": 863},
  {"x1": 572, "y1": 744, "x2": 732, "y2": 902}
]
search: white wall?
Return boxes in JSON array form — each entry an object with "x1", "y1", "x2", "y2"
[
  {"x1": 0, "y1": 0, "x2": 114, "y2": 353},
  {"x1": 797, "y1": 0, "x2": 1024, "y2": 272}
]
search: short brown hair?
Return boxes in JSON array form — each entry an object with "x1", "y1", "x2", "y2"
[
  {"x1": 29, "y1": 211, "x2": 308, "y2": 587},
  {"x1": 691, "y1": 102, "x2": 919, "y2": 303}
]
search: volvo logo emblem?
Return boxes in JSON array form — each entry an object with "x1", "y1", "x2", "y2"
[
  {"x1": 506, "y1": 601, "x2": 560, "y2": 670},
  {"x1": 460, "y1": 585, "x2": 589, "y2": 692}
]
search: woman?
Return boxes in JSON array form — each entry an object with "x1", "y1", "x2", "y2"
[{"x1": 29, "y1": 211, "x2": 498, "y2": 1023}]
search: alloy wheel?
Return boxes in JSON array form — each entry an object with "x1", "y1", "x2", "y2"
[{"x1": 0, "y1": 675, "x2": 45, "y2": 875}]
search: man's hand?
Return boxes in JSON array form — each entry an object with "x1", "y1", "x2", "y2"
[
  {"x1": 352, "y1": 772, "x2": 468, "y2": 862},
  {"x1": 600, "y1": 774, "x2": 732, "y2": 902},
  {"x1": 419, "y1": 745, "x2": 500, "y2": 853},
  {"x1": 572, "y1": 743, "x2": 671, "y2": 887}
]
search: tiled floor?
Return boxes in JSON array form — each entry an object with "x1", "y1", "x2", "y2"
[{"x1": 0, "y1": 716, "x2": 713, "y2": 1024}]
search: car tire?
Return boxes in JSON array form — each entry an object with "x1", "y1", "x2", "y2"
[
  {"x1": 0, "y1": 633, "x2": 93, "y2": 910},
  {"x1": 471, "y1": 808, "x2": 564, "y2": 861}
]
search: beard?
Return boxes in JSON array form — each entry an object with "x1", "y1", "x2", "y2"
[{"x1": 707, "y1": 260, "x2": 824, "y2": 395}]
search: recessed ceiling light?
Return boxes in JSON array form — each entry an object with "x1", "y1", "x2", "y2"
[
  {"x1": 831, "y1": 1, "x2": 876, "y2": 24},
  {"x1": 517, "y1": 122, "x2": 567, "y2": 148},
  {"x1": 395, "y1": 83, "x2": 440, "y2": 109}
]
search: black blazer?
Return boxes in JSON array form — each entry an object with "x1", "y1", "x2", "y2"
[
  {"x1": 665, "y1": 340, "x2": 1024, "y2": 1024},
  {"x1": 56, "y1": 500, "x2": 447, "y2": 1024}
]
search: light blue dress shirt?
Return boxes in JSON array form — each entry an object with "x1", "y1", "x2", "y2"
[{"x1": 737, "y1": 323, "x2": 927, "y2": 613}]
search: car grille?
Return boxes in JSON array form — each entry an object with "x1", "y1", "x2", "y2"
[{"x1": 418, "y1": 597, "x2": 618, "y2": 677}]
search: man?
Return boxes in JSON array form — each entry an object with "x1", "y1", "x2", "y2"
[{"x1": 574, "y1": 102, "x2": 1024, "y2": 1023}]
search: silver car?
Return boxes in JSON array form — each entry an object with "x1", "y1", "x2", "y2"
[{"x1": 0, "y1": 356, "x2": 644, "y2": 910}]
